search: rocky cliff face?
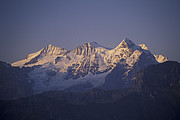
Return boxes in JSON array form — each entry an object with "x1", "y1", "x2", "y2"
[
  {"x1": 0, "y1": 61, "x2": 33, "y2": 100},
  {"x1": 103, "y1": 49, "x2": 157, "y2": 90},
  {"x1": 135, "y1": 61, "x2": 180, "y2": 91}
]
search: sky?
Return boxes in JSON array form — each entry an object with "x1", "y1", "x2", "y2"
[{"x1": 0, "y1": 0, "x2": 180, "y2": 63}]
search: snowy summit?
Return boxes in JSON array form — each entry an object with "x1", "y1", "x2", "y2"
[
  {"x1": 12, "y1": 38, "x2": 168, "y2": 94},
  {"x1": 90, "y1": 41, "x2": 111, "y2": 50}
]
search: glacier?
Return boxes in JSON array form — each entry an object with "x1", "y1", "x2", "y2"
[{"x1": 12, "y1": 38, "x2": 168, "y2": 94}]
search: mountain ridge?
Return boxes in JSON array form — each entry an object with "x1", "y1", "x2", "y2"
[
  {"x1": 0, "y1": 61, "x2": 179, "y2": 120},
  {"x1": 11, "y1": 38, "x2": 168, "y2": 94},
  {"x1": 12, "y1": 38, "x2": 167, "y2": 67}
]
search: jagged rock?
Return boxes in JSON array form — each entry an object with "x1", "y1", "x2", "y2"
[
  {"x1": 135, "y1": 61, "x2": 180, "y2": 91},
  {"x1": 55, "y1": 57, "x2": 62, "y2": 64},
  {"x1": 154, "y1": 54, "x2": 168, "y2": 63},
  {"x1": 11, "y1": 38, "x2": 167, "y2": 93}
]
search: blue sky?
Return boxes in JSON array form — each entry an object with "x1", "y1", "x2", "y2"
[{"x1": 0, "y1": 0, "x2": 180, "y2": 63}]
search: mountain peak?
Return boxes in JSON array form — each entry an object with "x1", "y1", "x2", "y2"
[
  {"x1": 40, "y1": 44, "x2": 68, "y2": 56},
  {"x1": 47, "y1": 44, "x2": 53, "y2": 47},
  {"x1": 11, "y1": 38, "x2": 168, "y2": 93},
  {"x1": 90, "y1": 41, "x2": 97, "y2": 45},
  {"x1": 123, "y1": 38, "x2": 136, "y2": 47},
  {"x1": 89, "y1": 41, "x2": 101, "y2": 47},
  {"x1": 138, "y1": 44, "x2": 149, "y2": 51},
  {"x1": 123, "y1": 37, "x2": 132, "y2": 43},
  {"x1": 115, "y1": 38, "x2": 139, "y2": 51},
  {"x1": 89, "y1": 41, "x2": 111, "y2": 50},
  {"x1": 154, "y1": 54, "x2": 168, "y2": 63},
  {"x1": 44, "y1": 44, "x2": 55, "y2": 49}
]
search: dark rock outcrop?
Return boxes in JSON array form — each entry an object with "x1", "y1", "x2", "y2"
[
  {"x1": 0, "y1": 61, "x2": 180, "y2": 120},
  {"x1": 135, "y1": 61, "x2": 180, "y2": 91},
  {"x1": 64, "y1": 82, "x2": 93, "y2": 92},
  {"x1": 103, "y1": 51, "x2": 157, "y2": 90},
  {"x1": 0, "y1": 61, "x2": 33, "y2": 100}
]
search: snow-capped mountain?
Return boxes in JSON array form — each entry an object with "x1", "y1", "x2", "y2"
[
  {"x1": 12, "y1": 38, "x2": 167, "y2": 93},
  {"x1": 154, "y1": 54, "x2": 168, "y2": 63}
]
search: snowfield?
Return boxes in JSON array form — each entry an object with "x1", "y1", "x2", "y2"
[{"x1": 12, "y1": 38, "x2": 168, "y2": 94}]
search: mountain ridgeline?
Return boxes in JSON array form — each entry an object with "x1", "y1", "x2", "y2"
[
  {"x1": 10, "y1": 38, "x2": 167, "y2": 94},
  {"x1": 0, "y1": 38, "x2": 179, "y2": 120},
  {"x1": 0, "y1": 38, "x2": 169, "y2": 100}
]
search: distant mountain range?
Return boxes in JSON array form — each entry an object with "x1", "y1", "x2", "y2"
[
  {"x1": 9, "y1": 38, "x2": 167, "y2": 94},
  {"x1": 1, "y1": 38, "x2": 180, "y2": 120}
]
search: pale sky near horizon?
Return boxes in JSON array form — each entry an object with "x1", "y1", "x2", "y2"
[{"x1": 0, "y1": 0, "x2": 180, "y2": 63}]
